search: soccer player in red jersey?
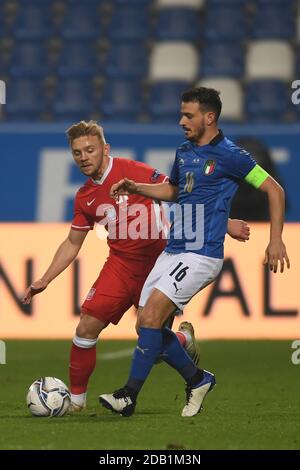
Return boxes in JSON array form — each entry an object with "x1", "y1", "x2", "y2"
[{"x1": 22, "y1": 121, "x2": 250, "y2": 411}]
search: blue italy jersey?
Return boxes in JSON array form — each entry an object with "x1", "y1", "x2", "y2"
[{"x1": 166, "y1": 131, "x2": 257, "y2": 259}]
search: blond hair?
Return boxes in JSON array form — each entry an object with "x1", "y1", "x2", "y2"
[{"x1": 66, "y1": 120, "x2": 106, "y2": 145}]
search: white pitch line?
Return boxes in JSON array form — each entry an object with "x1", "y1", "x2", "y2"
[{"x1": 99, "y1": 348, "x2": 134, "y2": 360}]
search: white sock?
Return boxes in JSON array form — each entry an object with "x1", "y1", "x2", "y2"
[
  {"x1": 71, "y1": 392, "x2": 87, "y2": 407},
  {"x1": 180, "y1": 330, "x2": 192, "y2": 345}
]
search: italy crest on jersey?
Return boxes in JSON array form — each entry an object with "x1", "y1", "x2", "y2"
[{"x1": 203, "y1": 159, "x2": 216, "y2": 176}]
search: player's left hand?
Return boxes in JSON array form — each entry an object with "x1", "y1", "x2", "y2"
[
  {"x1": 110, "y1": 178, "x2": 138, "y2": 200},
  {"x1": 264, "y1": 239, "x2": 290, "y2": 273},
  {"x1": 227, "y1": 219, "x2": 250, "y2": 242}
]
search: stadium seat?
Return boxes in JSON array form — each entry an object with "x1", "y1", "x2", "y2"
[
  {"x1": 148, "y1": 81, "x2": 188, "y2": 122},
  {"x1": 101, "y1": 80, "x2": 143, "y2": 121},
  {"x1": 10, "y1": 42, "x2": 50, "y2": 78},
  {"x1": 196, "y1": 77, "x2": 243, "y2": 121},
  {"x1": 113, "y1": 0, "x2": 152, "y2": 4},
  {"x1": 53, "y1": 79, "x2": 93, "y2": 121},
  {"x1": 57, "y1": 43, "x2": 99, "y2": 78},
  {"x1": 245, "y1": 80, "x2": 290, "y2": 122},
  {"x1": 246, "y1": 40, "x2": 294, "y2": 80},
  {"x1": 204, "y1": 4, "x2": 247, "y2": 40},
  {"x1": 149, "y1": 42, "x2": 198, "y2": 82},
  {"x1": 155, "y1": 8, "x2": 202, "y2": 41},
  {"x1": 67, "y1": 0, "x2": 102, "y2": 4},
  {"x1": 105, "y1": 43, "x2": 148, "y2": 79},
  {"x1": 14, "y1": 5, "x2": 52, "y2": 40},
  {"x1": 252, "y1": 4, "x2": 295, "y2": 39},
  {"x1": 6, "y1": 79, "x2": 44, "y2": 120},
  {"x1": 201, "y1": 42, "x2": 244, "y2": 78},
  {"x1": 109, "y1": 6, "x2": 150, "y2": 42},
  {"x1": 156, "y1": 0, "x2": 205, "y2": 10},
  {"x1": 60, "y1": 6, "x2": 100, "y2": 40}
]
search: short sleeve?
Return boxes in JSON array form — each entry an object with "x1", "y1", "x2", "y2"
[
  {"x1": 226, "y1": 148, "x2": 257, "y2": 181},
  {"x1": 127, "y1": 159, "x2": 168, "y2": 184},
  {"x1": 71, "y1": 194, "x2": 94, "y2": 231}
]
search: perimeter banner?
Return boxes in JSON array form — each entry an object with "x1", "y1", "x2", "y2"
[{"x1": 0, "y1": 223, "x2": 298, "y2": 339}]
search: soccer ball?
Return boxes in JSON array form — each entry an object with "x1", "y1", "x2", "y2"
[{"x1": 26, "y1": 377, "x2": 71, "y2": 417}]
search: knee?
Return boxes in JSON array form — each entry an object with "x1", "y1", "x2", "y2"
[
  {"x1": 76, "y1": 312, "x2": 106, "y2": 339},
  {"x1": 139, "y1": 306, "x2": 162, "y2": 328},
  {"x1": 75, "y1": 323, "x2": 94, "y2": 339}
]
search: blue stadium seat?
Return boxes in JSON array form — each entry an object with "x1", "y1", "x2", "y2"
[
  {"x1": 155, "y1": 8, "x2": 201, "y2": 41},
  {"x1": 60, "y1": 6, "x2": 100, "y2": 40},
  {"x1": 201, "y1": 42, "x2": 244, "y2": 78},
  {"x1": 67, "y1": 0, "x2": 103, "y2": 4},
  {"x1": 105, "y1": 44, "x2": 148, "y2": 79},
  {"x1": 6, "y1": 79, "x2": 44, "y2": 120},
  {"x1": 109, "y1": 6, "x2": 150, "y2": 41},
  {"x1": 113, "y1": 0, "x2": 153, "y2": 4},
  {"x1": 57, "y1": 43, "x2": 99, "y2": 78},
  {"x1": 252, "y1": 4, "x2": 295, "y2": 39},
  {"x1": 101, "y1": 80, "x2": 143, "y2": 121},
  {"x1": 148, "y1": 81, "x2": 188, "y2": 122},
  {"x1": 245, "y1": 80, "x2": 289, "y2": 122},
  {"x1": 53, "y1": 80, "x2": 93, "y2": 121},
  {"x1": 14, "y1": 5, "x2": 52, "y2": 40},
  {"x1": 0, "y1": 13, "x2": 6, "y2": 39},
  {"x1": 10, "y1": 42, "x2": 50, "y2": 78},
  {"x1": 257, "y1": 0, "x2": 290, "y2": 3},
  {"x1": 204, "y1": 5, "x2": 247, "y2": 40}
]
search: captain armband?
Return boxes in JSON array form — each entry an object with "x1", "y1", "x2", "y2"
[{"x1": 244, "y1": 164, "x2": 269, "y2": 189}]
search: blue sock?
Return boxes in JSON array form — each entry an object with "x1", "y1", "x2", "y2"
[
  {"x1": 161, "y1": 328, "x2": 202, "y2": 383},
  {"x1": 126, "y1": 327, "x2": 162, "y2": 395}
]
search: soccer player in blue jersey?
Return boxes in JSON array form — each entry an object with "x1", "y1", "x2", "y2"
[{"x1": 100, "y1": 87, "x2": 290, "y2": 417}]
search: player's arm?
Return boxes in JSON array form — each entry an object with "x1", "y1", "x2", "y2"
[
  {"x1": 110, "y1": 178, "x2": 179, "y2": 202},
  {"x1": 227, "y1": 218, "x2": 250, "y2": 242},
  {"x1": 22, "y1": 229, "x2": 88, "y2": 304},
  {"x1": 245, "y1": 165, "x2": 290, "y2": 273}
]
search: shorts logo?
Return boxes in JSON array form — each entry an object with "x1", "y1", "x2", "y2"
[
  {"x1": 150, "y1": 169, "x2": 161, "y2": 182},
  {"x1": 203, "y1": 159, "x2": 216, "y2": 176},
  {"x1": 86, "y1": 288, "x2": 96, "y2": 301}
]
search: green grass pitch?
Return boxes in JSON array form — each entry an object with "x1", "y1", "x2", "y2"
[{"x1": 0, "y1": 340, "x2": 299, "y2": 450}]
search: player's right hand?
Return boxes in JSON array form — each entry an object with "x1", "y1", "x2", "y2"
[
  {"x1": 110, "y1": 177, "x2": 138, "y2": 200},
  {"x1": 22, "y1": 279, "x2": 48, "y2": 304}
]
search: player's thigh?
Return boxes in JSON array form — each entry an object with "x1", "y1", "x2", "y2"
[
  {"x1": 154, "y1": 252, "x2": 223, "y2": 311},
  {"x1": 82, "y1": 257, "x2": 133, "y2": 326},
  {"x1": 139, "y1": 288, "x2": 177, "y2": 328},
  {"x1": 131, "y1": 255, "x2": 161, "y2": 309}
]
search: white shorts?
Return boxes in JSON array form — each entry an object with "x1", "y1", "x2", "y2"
[{"x1": 139, "y1": 251, "x2": 223, "y2": 312}]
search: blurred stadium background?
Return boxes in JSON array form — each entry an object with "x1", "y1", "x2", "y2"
[{"x1": 0, "y1": 0, "x2": 299, "y2": 340}]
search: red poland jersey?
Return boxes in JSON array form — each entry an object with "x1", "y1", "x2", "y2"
[{"x1": 71, "y1": 157, "x2": 169, "y2": 259}]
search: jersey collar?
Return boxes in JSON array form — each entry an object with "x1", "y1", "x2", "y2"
[
  {"x1": 209, "y1": 129, "x2": 224, "y2": 146},
  {"x1": 92, "y1": 156, "x2": 113, "y2": 185}
]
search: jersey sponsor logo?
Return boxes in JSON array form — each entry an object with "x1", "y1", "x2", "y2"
[
  {"x1": 86, "y1": 198, "x2": 96, "y2": 206},
  {"x1": 203, "y1": 159, "x2": 216, "y2": 176},
  {"x1": 150, "y1": 169, "x2": 161, "y2": 182}
]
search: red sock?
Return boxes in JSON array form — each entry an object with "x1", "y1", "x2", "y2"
[
  {"x1": 69, "y1": 343, "x2": 96, "y2": 394},
  {"x1": 176, "y1": 331, "x2": 187, "y2": 347}
]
